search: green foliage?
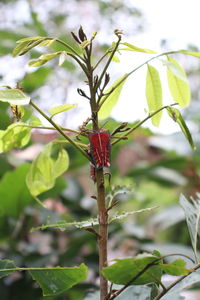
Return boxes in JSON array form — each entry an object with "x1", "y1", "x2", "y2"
[
  {"x1": 26, "y1": 143, "x2": 69, "y2": 197},
  {"x1": 0, "y1": 260, "x2": 16, "y2": 279},
  {"x1": 0, "y1": 88, "x2": 30, "y2": 105},
  {"x1": 120, "y1": 42, "x2": 156, "y2": 54},
  {"x1": 160, "y1": 259, "x2": 192, "y2": 276},
  {"x1": 167, "y1": 57, "x2": 191, "y2": 107},
  {"x1": 0, "y1": 123, "x2": 31, "y2": 153},
  {"x1": 48, "y1": 104, "x2": 77, "y2": 118},
  {"x1": 0, "y1": 164, "x2": 33, "y2": 218},
  {"x1": 146, "y1": 64, "x2": 162, "y2": 126},
  {"x1": 167, "y1": 106, "x2": 196, "y2": 150},
  {"x1": 98, "y1": 74, "x2": 128, "y2": 119}
]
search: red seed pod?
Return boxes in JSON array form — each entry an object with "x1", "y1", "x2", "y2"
[
  {"x1": 90, "y1": 163, "x2": 96, "y2": 182},
  {"x1": 89, "y1": 129, "x2": 111, "y2": 169}
]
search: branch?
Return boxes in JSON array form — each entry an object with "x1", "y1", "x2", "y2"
[
  {"x1": 112, "y1": 103, "x2": 178, "y2": 146},
  {"x1": 15, "y1": 124, "x2": 80, "y2": 134},
  {"x1": 30, "y1": 100, "x2": 90, "y2": 160}
]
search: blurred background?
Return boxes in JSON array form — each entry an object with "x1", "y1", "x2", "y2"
[{"x1": 0, "y1": 0, "x2": 200, "y2": 299}]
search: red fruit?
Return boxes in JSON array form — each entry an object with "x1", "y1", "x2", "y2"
[{"x1": 89, "y1": 130, "x2": 111, "y2": 169}]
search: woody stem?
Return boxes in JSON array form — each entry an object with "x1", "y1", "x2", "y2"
[{"x1": 84, "y1": 45, "x2": 108, "y2": 299}]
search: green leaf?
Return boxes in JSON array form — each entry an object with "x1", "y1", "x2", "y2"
[
  {"x1": 29, "y1": 264, "x2": 88, "y2": 296},
  {"x1": 13, "y1": 38, "x2": 49, "y2": 57},
  {"x1": 180, "y1": 194, "x2": 200, "y2": 263},
  {"x1": 0, "y1": 123, "x2": 31, "y2": 153},
  {"x1": 0, "y1": 88, "x2": 30, "y2": 105},
  {"x1": 146, "y1": 64, "x2": 163, "y2": 126},
  {"x1": 109, "y1": 206, "x2": 158, "y2": 223},
  {"x1": 48, "y1": 104, "x2": 77, "y2": 118},
  {"x1": 59, "y1": 51, "x2": 67, "y2": 66},
  {"x1": 26, "y1": 143, "x2": 69, "y2": 197},
  {"x1": 31, "y1": 217, "x2": 99, "y2": 232},
  {"x1": 0, "y1": 260, "x2": 16, "y2": 278},
  {"x1": 102, "y1": 254, "x2": 162, "y2": 285},
  {"x1": 167, "y1": 57, "x2": 191, "y2": 107},
  {"x1": 162, "y1": 59, "x2": 187, "y2": 82},
  {"x1": 177, "y1": 50, "x2": 200, "y2": 58},
  {"x1": 120, "y1": 42, "x2": 157, "y2": 54},
  {"x1": 160, "y1": 259, "x2": 192, "y2": 276},
  {"x1": 98, "y1": 74, "x2": 128, "y2": 120},
  {"x1": 0, "y1": 164, "x2": 33, "y2": 218},
  {"x1": 29, "y1": 51, "x2": 61, "y2": 67},
  {"x1": 167, "y1": 106, "x2": 195, "y2": 150}
]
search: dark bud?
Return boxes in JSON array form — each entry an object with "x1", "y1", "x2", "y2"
[
  {"x1": 77, "y1": 88, "x2": 87, "y2": 97},
  {"x1": 104, "y1": 73, "x2": 110, "y2": 86},
  {"x1": 78, "y1": 26, "x2": 87, "y2": 42},
  {"x1": 93, "y1": 75, "x2": 99, "y2": 88},
  {"x1": 71, "y1": 32, "x2": 81, "y2": 44}
]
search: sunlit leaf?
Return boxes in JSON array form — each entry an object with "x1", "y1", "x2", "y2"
[
  {"x1": 167, "y1": 57, "x2": 190, "y2": 107},
  {"x1": 162, "y1": 58, "x2": 187, "y2": 82},
  {"x1": 0, "y1": 88, "x2": 30, "y2": 105},
  {"x1": 16, "y1": 36, "x2": 47, "y2": 43},
  {"x1": 13, "y1": 38, "x2": 48, "y2": 56},
  {"x1": 120, "y1": 42, "x2": 157, "y2": 54},
  {"x1": 177, "y1": 50, "x2": 200, "y2": 58},
  {"x1": 29, "y1": 264, "x2": 88, "y2": 296},
  {"x1": 160, "y1": 259, "x2": 192, "y2": 276},
  {"x1": 180, "y1": 194, "x2": 200, "y2": 263},
  {"x1": 167, "y1": 106, "x2": 195, "y2": 150},
  {"x1": 29, "y1": 51, "x2": 61, "y2": 67},
  {"x1": 102, "y1": 254, "x2": 162, "y2": 285},
  {"x1": 146, "y1": 64, "x2": 162, "y2": 126},
  {"x1": 98, "y1": 74, "x2": 128, "y2": 120},
  {"x1": 0, "y1": 123, "x2": 31, "y2": 153},
  {"x1": 59, "y1": 51, "x2": 67, "y2": 66},
  {"x1": 48, "y1": 104, "x2": 77, "y2": 118},
  {"x1": 26, "y1": 143, "x2": 69, "y2": 197}
]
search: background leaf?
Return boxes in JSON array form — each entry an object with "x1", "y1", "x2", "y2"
[
  {"x1": 146, "y1": 64, "x2": 163, "y2": 126},
  {"x1": 0, "y1": 260, "x2": 16, "y2": 279}
]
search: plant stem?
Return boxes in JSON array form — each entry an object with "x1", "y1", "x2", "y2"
[
  {"x1": 112, "y1": 103, "x2": 178, "y2": 146},
  {"x1": 15, "y1": 124, "x2": 80, "y2": 134},
  {"x1": 30, "y1": 100, "x2": 90, "y2": 160}
]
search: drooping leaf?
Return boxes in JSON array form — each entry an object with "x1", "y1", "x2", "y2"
[
  {"x1": 98, "y1": 74, "x2": 128, "y2": 120},
  {"x1": 102, "y1": 254, "x2": 162, "y2": 285},
  {"x1": 120, "y1": 42, "x2": 157, "y2": 54},
  {"x1": 0, "y1": 89, "x2": 30, "y2": 105},
  {"x1": 48, "y1": 104, "x2": 77, "y2": 118},
  {"x1": 167, "y1": 57, "x2": 190, "y2": 107},
  {"x1": 160, "y1": 259, "x2": 192, "y2": 276},
  {"x1": 13, "y1": 37, "x2": 51, "y2": 56},
  {"x1": 0, "y1": 123, "x2": 31, "y2": 153},
  {"x1": 28, "y1": 51, "x2": 61, "y2": 67},
  {"x1": 59, "y1": 51, "x2": 68, "y2": 66},
  {"x1": 180, "y1": 194, "x2": 200, "y2": 263},
  {"x1": 26, "y1": 143, "x2": 69, "y2": 197},
  {"x1": 109, "y1": 206, "x2": 158, "y2": 223},
  {"x1": 29, "y1": 264, "x2": 88, "y2": 296},
  {"x1": 167, "y1": 106, "x2": 195, "y2": 150},
  {"x1": 146, "y1": 64, "x2": 163, "y2": 126},
  {"x1": 0, "y1": 260, "x2": 16, "y2": 278},
  {"x1": 162, "y1": 59, "x2": 187, "y2": 82},
  {"x1": 0, "y1": 164, "x2": 33, "y2": 218}
]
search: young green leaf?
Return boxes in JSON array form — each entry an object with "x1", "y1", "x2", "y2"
[
  {"x1": 0, "y1": 123, "x2": 31, "y2": 153},
  {"x1": 180, "y1": 194, "x2": 200, "y2": 263},
  {"x1": 167, "y1": 106, "x2": 195, "y2": 150},
  {"x1": 0, "y1": 260, "x2": 16, "y2": 278},
  {"x1": 48, "y1": 104, "x2": 77, "y2": 118},
  {"x1": 26, "y1": 143, "x2": 69, "y2": 197},
  {"x1": 29, "y1": 264, "x2": 88, "y2": 296},
  {"x1": 146, "y1": 64, "x2": 163, "y2": 126},
  {"x1": 102, "y1": 254, "x2": 162, "y2": 285},
  {"x1": 29, "y1": 51, "x2": 61, "y2": 67},
  {"x1": 59, "y1": 51, "x2": 67, "y2": 66},
  {"x1": 0, "y1": 88, "x2": 30, "y2": 105},
  {"x1": 120, "y1": 42, "x2": 157, "y2": 54},
  {"x1": 167, "y1": 57, "x2": 191, "y2": 107},
  {"x1": 162, "y1": 58, "x2": 187, "y2": 82},
  {"x1": 98, "y1": 74, "x2": 128, "y2": 120},
  {"x1": 109, "y1": 206, "x2": 158, "y2": 223},
  {"x1": 177, "y1": 50, "x2": 200, "y2": 58},
  {"x1": 13, "y1": 38, "x2": 49, "y2": 57},
  {"x1": 160, "y1": 259, "x2": 192, "y2": 276}
]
